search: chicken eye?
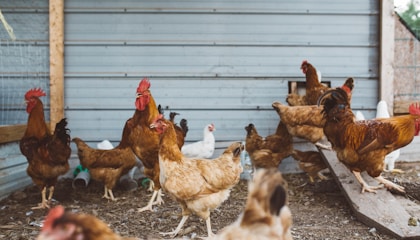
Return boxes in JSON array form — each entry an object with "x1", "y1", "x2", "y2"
[{"x1": 338, "y1": 104, "x2": 345, "y2": 110}]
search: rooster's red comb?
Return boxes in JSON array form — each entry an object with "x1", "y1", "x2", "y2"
[
  {"x1": 25, "y1": 88, "x2": 46, "y2": 100},
  {"x1": 137, "y1": 78, "x2": 151, "y2": 93},
  {"x1": 42, "y1": 205, "x2": 65, "y2": 231},
  {"x1": 409, "y1": 102, "x2": 420, "y2": 115}
]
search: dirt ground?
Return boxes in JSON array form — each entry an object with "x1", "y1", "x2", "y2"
[{"x1": 1, "y1": 162, "x2": 420, "y2": 240}]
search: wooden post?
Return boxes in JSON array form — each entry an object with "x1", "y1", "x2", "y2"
[
  {"x1": 49, "y1": 0, "x2": 64, "y2": 131},
  {"x1": 379, "y1": 0, "x2": 395, "y2": 116}
]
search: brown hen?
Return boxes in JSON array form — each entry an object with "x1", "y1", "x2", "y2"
[{"x1": 244, "y1": 121, "x2": 293, "y2": 171}]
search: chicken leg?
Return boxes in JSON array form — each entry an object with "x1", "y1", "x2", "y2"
[
  {"x1": 374, "y1": 175, "x2": 405, "y2": 193},
  {"x1": 102, "y1": 186, "x2": 116, "y2": 201},
  {"x1": 160, "y1": 215, "x2": 189, "y2": 238},
  {"x1": 32, "y1": 187, "x2": 50, "y2": 209},
  {"x1": 352, "y1": 171, "x2": 383, "y2": 193},
  {"x1": 138, "y1": 189, "x2": 164, "y2": 212}
]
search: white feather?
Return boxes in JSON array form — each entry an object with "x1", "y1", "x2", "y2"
[
  {"x1": 181, "y1": 123, "x2": 216, "y2": 159},
  {"x1": 97, "y1": 140, "x2": 114, "y2": 150}
]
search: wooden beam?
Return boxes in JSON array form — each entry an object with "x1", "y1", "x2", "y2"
[
  {"x1": 319, "y1": 148, "x2": 420, "y2": 239},
  {"x1": 379, "y1": 0, "x2": 395, "y2": 115},
  {"x1": 49, "y1": 0, "x2": 64, "y2": 131},
  {"x1": 0, "y1": 124, "x2": 26, "y2": 144}
]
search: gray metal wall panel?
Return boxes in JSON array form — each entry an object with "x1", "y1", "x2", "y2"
[
  {"x1": 64, "y1": 0, "x2": 379, "y2": 145},
  {"x1": 0, "y1": 0, "x2": 49, "y2": 200}
]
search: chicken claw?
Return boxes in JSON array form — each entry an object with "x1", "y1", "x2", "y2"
[
  {"x1": 353, "y1": 171, "x2": 383, "y2": 194},
  {"x1": 31, "y1": 187, "x2": 50, "y2": 209},
  {"x1": 375, "y1": 175, "x2": 405, "y2": 193}
]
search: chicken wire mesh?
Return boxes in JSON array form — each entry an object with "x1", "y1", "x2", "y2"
[{"x1": 0, "y1": 40, "x2": 49, "y2": 125}]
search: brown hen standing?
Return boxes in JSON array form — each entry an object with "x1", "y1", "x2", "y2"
[
  {"x1": 72, "y1": 119, "x2": 136, "y2": 201},
  {"x1": 151, "y1": 114, "x2": 244, "y2": 238},
  {"x1": 244, "y1": 121, "x2": 293, "y2": 172}
]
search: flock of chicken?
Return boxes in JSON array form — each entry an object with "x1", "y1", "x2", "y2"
[{"x1": 18, "y1": 60, "x2": 420, "y2": 239}]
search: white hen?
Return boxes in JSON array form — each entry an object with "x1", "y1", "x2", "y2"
[
  {"x1": 181, "y1": 123, "x2": 216, "y2": 159},
  {"x1": 355, "y1": 102, "x2": 402, "y2": 173}
]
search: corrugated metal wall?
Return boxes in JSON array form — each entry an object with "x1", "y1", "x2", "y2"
[
  {"x1": 64, "y1": 0, "x2": 380, "y2": 147},
  {"x1": 0, "y1": 0, "x2": 380, "y2": 199},
  {"x1": 0, "y1": 0, "x2": 49, "y2": 199}
]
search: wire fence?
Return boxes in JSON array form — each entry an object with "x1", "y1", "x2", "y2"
[{"x1": 0, "y1": 40, "x2": 49, "y2": 125}]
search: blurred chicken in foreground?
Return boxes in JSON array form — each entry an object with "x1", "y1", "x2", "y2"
[
  {"x1": 212, "y1": 168, "x2": 292, "y2": 240},
  {"x1": 318, "y1": 88, "x2": 420, "y2": 193},
  {"x1": 36, "y1": 205, "x2": 139, "y2": 240}
]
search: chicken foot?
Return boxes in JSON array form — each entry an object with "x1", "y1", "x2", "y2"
[
  {"x1": 352, "y1": 171, "x2": 384, "y2": 193},
  {"x1": 160, "y1": 215, "x2": 189, "y2": 238},
  {"x1": 384, "y1": 168, "x2": 405, "y2": 174},
  {"x1": 375, "y1": 175, "x2": 405, "y2": 193},
  {"x1": 138, "y1": 189, "x2": 164, "y2": 212},
  {"x1": 102, "y1": 186, "x2": 116, "y2": 201},
  {"x1": 32, "y1": 187, "x2": 50, "y2": 209}
]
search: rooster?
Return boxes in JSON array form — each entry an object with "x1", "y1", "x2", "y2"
[
  {"x1": 19, "y1": 88, "x2": 71, "y2": 209},
  {"x1": 36, "y1": 205, "x2": 139, "y2": 240},
  {"x1": 182, "y1": 123, "x2": 216, "y2": 158},
  {"x1": 213, "y1": 168, "x2": 293, "y2": 240},
  {"x1": 244, "y1": 121, "x2": 293, "y2": 171},
  {"x1": 287, "y1": 60, "x2": 353, "y2": 106},
  {"x1": 318, "y1": 88, "x2": 420, "y2": 193},
  {"x1": 122, "y1": 78, "x2": 162, "y2": 212},
  {"x1": 151, "y1": 114, "x2": 244, "y2": 238},
  {"x1": 72, "y1": 118, "x2": 137, "y2": 201}
]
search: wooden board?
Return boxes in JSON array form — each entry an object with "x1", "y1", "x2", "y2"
[
  {"x1": 0, "y1": 124, "x2": 26, "y2": 144},
  {"x1": 319, "y1": 148, "x2": 420, "y2": 239}
]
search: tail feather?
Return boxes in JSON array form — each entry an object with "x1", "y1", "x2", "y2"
[
  {"x1": 53, "y1": 118, "x2": 70, "y2": 145},
  {"x1": 180, "y1": 119, "x2": 188, "y2": 137}
]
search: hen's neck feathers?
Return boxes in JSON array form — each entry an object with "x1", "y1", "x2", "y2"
[
  {"x1": 305, "y1": 64, "x2": 321, "y2": 88},
  {"x1": 25, "y1": 98, "x2": 50, "y2": 138},
  {"x1": 160, "y1": 121, "x2": 184, "y2": 161},
  {"x1": 203, "y1": 127, "x2": 215, "y2": 143}
]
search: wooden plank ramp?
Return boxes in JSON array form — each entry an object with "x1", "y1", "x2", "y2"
[{"x1": 318, "y1": 148, "x2": 420, "y2": 239}]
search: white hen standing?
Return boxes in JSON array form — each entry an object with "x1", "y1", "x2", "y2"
[{"x1": 181, "y1": 123, "x2": 216, "y2": 158}]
